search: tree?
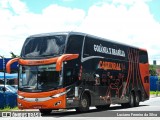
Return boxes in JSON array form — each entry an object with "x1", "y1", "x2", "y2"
[
  {"x1": 149, "y1": 65, "x2": 157, "y2": 76},
  {"x1": 10, "y1": 51, "x2": 19, "y2": 58}
]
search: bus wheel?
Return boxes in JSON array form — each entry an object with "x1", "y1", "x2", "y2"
[
  {"x1": 122, "y1": 93, "x2": 134, "y2": 108},
  {"x1": 129, "y1": 92, "x2": 134, "y2": 107},
  {"x1": 134, "y1": 93, "x2": 140, "y2": 107},
  {"x1": 76, "y1": 94, "x2": 90, "y2": 112},
  {"x1": 39, "y1": 109, "x2": 52, "y2": 115}
]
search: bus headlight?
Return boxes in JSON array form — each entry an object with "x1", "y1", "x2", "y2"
[
  {"x1": 18, "y1": 102, "x2": 22, "y2": 106},
  {"x1": 18, "y1": 95, "x2": 24, "y2": 99}
]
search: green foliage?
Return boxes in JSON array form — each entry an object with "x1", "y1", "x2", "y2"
[
  {"x1": 10, "y1": 51, "x2": 19, "y2": 58},
  {"x1": 0, "y1": 106, "x2": 18, "y2": 111},
  {"x1": 150, "y1": 91, "x2": 160, "y2": 96},
  {"x1": 149, "y1": 65, "x2": 157, "y2": 76}
]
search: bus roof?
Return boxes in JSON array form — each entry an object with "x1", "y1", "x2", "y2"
[{"x1": 27, "y1": 31, "x2": 147, "y2": 52}]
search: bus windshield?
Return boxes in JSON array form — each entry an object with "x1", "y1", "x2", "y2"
[
  {"x1": 19, "y1": 64, "x2": 63, "y2": 92},
  {"x1": 21, "y1": 35, "x2": 66, "y2": 58}
]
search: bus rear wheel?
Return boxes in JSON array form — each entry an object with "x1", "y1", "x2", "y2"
[
  {"x1": 121, "y1": 92, "x2": 134, "y2": 108},
  {"x1": 134, "y1": 93, "x2": 140, "y2": 107},
  {"x1": 128, "y1": 92, "x2": 134, "y2": 107},
  {"x1": 76, "y1": 94, "x2": 90, "y2": 112},
  {"x1": 39, "y1": 109, "x2": 52, "y2": 115}
]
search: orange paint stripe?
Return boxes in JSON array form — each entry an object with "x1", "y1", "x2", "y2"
[
  {"x1": 56, "y1": 54, "x2": 79, "y2": 71},
  {"x1": 6, "y1": 54, "x2": 79, "y2": 74},
  {"x1": 123, "y1": 51, "x2": 129, "y2": 95},
  {"x1": 139, "y1": 48, "x2": 147, "y2": 51},
  {"x1": 6, "y1": 58, "x2": 19, "y2": 73},
  {"x1": 19, "y1": 57, "x2": 58, "y2": 66}
]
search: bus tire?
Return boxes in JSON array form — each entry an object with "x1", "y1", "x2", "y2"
[
  {"x1": 129, "y1": 92, "x2": 134, "y2": 107},
  {"x1": 122, "y1": 92, "x2": 134, "y2": 108},
  {"x1": 134, "y1": 93, "x2": 140, "y2": 107},
  {"x1": 76, "y1": 94, "x2": 90, "y2": 112},
  {"x1": 39, "y1": 109, "x2": 52, "y2": 115}
]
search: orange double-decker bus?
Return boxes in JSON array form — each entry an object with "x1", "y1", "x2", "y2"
[{"x1": 6, "y1": 32, "x2": 150, "y2": 114}]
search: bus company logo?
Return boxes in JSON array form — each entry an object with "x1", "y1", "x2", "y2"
[
  {"x1": 98, "y1": 61, "x2": 124, "y2": 71},
  {"x1": 35, "y1": 60, "x2": 45, "y2": 64},
  {"x1": 27, "y1": 60, "x2": 45, "y2": 65},
  {"x1": 94, "y1": 44, "x2": 125, "y2": 57},
  {"x1": 35, "y1": 98, "x2": 39, "y2": 102}
]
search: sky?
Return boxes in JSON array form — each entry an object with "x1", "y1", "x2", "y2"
[{"x1": 0, "y1": 0, "x2": 160, "y2": 64}]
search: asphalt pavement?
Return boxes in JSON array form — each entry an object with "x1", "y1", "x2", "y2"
[{"x1": 1, "y1": 95, "x2": 160, "y2": 120}]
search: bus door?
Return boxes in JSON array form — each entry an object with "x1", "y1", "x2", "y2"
[
  {"x1": 63, "y1": 67, "x2": 75, "y2": 97},
  {"x1": 64, "y1": 34, "x2": 84, "y2": 97}
]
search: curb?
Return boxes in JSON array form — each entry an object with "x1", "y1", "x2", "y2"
[{"x1": 150, "y1": 95, "x2": 160, "y2": 98}]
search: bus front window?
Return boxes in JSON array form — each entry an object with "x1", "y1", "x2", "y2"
[
  {"x1": 19, "y1": 64, "x2": 62, "y2": 92},
  {"x1": 21, "y1": 35, "x2": 66, "y2": 58}
]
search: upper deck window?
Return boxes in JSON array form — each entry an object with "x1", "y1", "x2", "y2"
[
  {"x1": 139, "y1": 50, "x2": 148, "y2": 64},
  {"x1": 66, "y1": 35, "x2": 84, "y2": 54},
  {"x1": 21, "y1": 35, "x2": 66, "y2": 58}
]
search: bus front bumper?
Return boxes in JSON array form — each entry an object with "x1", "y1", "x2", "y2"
[
  {"x1": 17, "y1": 89, "x2": 67, "y2": 109},
  {"x1": 18, "y1": 95, "x2": 66, "y2": 109}
]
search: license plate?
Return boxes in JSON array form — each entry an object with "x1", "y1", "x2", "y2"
[{"x1": 32, "y1": 105, "x2": 42, "y2": 109}]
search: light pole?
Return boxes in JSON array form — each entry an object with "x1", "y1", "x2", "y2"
[
  {"x1": 0, "y1": 55, "x2": 6, "y2": 86},
  {"x1": 0, "y1": 55, "x2": 6, "y2": 107}
]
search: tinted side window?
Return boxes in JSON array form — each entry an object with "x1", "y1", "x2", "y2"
[
  {"x1": 139, "y1": 50, "x2": 148, "y2": 63},
  {"x1": 83, "y1": 36, "x2": 94, "y2": 57},
  {"x1": 66, "y1": 35, "x2": 84, "y2": 54}
]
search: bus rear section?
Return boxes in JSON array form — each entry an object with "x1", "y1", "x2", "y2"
[{"x1": 80, "y1": 35, "x2": 150, "y2": 109}]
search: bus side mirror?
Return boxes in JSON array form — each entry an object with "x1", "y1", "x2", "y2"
[{"x1": 6, "y1": 58, "x2": 19, "y2": 73}]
